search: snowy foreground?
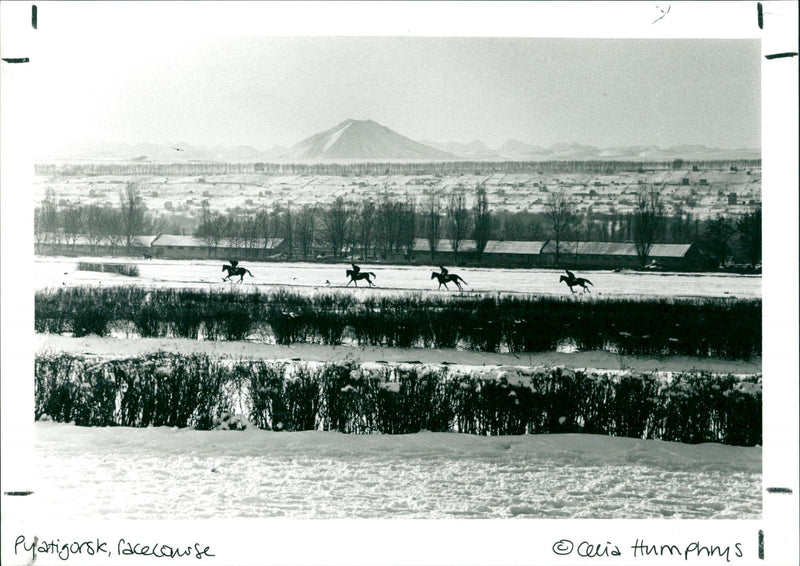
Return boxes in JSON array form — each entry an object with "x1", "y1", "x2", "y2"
[{"x1": 31, "y1": 422, "x2": 761, "y2": 520}]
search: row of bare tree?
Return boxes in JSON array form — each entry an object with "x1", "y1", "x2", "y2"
[
  {"x1": 35, "y1": 183, "x2": 760, "y2": 267},
  {"x1": 34, "y1": 185, "x2": 158, "y2": 253},
  {"x1": 35, "y1": 158, "x2": 761, "y2": 177},
  {"x1": 195, "y1": 194, "x2": 418, "y2": 261},
  {"x1": 194, "y1": 185, "x2": 497, "y2": 263},
  {"x1": 544, "y1": 186, "x2": 761, "y2": 267}
]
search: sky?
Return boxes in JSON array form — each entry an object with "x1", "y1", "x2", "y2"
[{"x1": 10, "y1": 3, "x2": 761, "y2": 153}]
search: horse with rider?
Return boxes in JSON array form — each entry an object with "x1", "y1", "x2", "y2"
[
  {"x1": 560, "y1": 269, "x2": 593, "y2": 293},
  {"x1": 346, "y1": 263, "x2": 377, "y2": 287},
  {"x1": 222, "y1": 259, "x2": 254, "y2": 283},
  {"x1": 431, "y1": 265, "x2": 467, "y2": 291}
]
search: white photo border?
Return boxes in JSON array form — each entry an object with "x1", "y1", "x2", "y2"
[{"x1": 2, "y1": 2, "x2": 797, "y2": 565}]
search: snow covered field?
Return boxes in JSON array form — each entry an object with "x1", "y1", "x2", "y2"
[
  {"x1": 30, "y1": 422, "x2": 761, "y2": 520},
  {"x1": 29, "y1": 257, "x2": 763, "y2": 522},
  {"x1": 36, "y1": 256, "x2": 762, "y2": 299}
]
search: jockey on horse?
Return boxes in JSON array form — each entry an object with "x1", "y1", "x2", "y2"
[
  {"x1": 560, "y1": 269, "x2": 593, "y2": 293},
  {"x1": 222, "y1": 259, "x2": 254, "y2": 283},
  {"x1": 346, "y1": 263, "x2": 376, "y2": 287},
  {"x1": 431, "y1": 267, "x2": 467, "y2": 291}
]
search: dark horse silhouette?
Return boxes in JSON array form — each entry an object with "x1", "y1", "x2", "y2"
[
  {"x1": 142, "y1": 252, "x2": 153, "y2": 260},
  {"x1": 346, "y1": 269, "x2": 376, "y2": 287},
  {"x1": 431, "y1": 271, "x2": 467, "y2": 291},
  {"x1": 222, "y1": 263, "x2": 253, "y2": 283},
  {"x1": 560, "y1": 274, "x2": 593, "y2": 293}
]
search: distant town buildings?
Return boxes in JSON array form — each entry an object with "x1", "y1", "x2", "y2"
[{"x1": 34, "y1": 163, "x2": 761, "y2": 222}]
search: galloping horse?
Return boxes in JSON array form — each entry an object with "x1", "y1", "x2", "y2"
[
  {"x1": 222, "y1": 260, "x2": 253, "y2": 283},
  {"x1": 346, "y1": 268, "x2": 376, "y2": 287},
  {"x1": 560, "y1": 274, "x2": 593, "y2": 293},
  {"x1": 431, "y1": 271, "x2": 467, "y2": 291}
]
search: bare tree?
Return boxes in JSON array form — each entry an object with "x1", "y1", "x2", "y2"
[
  {"x1": 282, "y1": 203, "x2": 296, "y2": 260},
  {"x1": 572, "y1": 210, "x2": 591, "y2": 265},
  {"x1": 736, "y1": 207, "x2": 761, "y2": 267},
  {"x1": 376, "y1": 193, "x2": 401, "y2": 260},
  {"x1": 323, "y1": 196, "x2": 355, "y2": 259},
  {"x1": 270, "y1": 206, "x2": 283, "y2": 251},
  {"x1": 357, "y1": 199, "x2": 377, "y2": 260},
  {"x1": 472, "y1": 184, "x2": 492, "y2": 263},
  {"x1": 196, "y1": 201, "x2": 224, "y2": 257},
  {"x1": 120, "y1": 184, "x2": 146, "y2": 253},
  {"x1": 668, "y1": 204, "x2": 695, "y2": 244},
  {"x1": 297, "y1": 205, "x2": 317, "y2": 260},
  {"x1": 447, "y1": 190, "x2": 471, "y2": 265},
  {"x1": 703, "y1": 215, "x2": 737, "y2": 267},
  {"x1": 224, "y1": 213, "x2": 245, "y2": 251},
  {"x1": 145, "y1": 211, "x2": 169, "y2": 238},
  {"x1": 236, "y1": 215, "x2": 257, "y2": 254},
  {"x1": 33, "y1": 208, "x2": 49, "y2": 253},
  {"x1": 254, "y1": 208, "x2": 278, "y2": 255},
  {"x1": 61, "y1": 206, "x2": 84, "y2": 252},
  {"x1": 424, "y1": 190, "x2": 443, "y2": 262},
  {"x1": 398, "y1": 195, "x2": 417, "y2": 261},
  {"x1": 84, "y1": 205, "x2": 109, "y2": 253},
  {"x1": 545, "y1": 190, "x2": 578, "y2": 265},
  {"x1": 34, "y1": 189, "x2": 60, "y2": 252},
  {"x1": 101, "y1": 208, "x2": 125, "y2": 250},
  {"x1": 633, "y1": 186, "x2": 664, "y2": 267},
  {"x1": 496, "y1": 210, "x2": 542, "y2": 241}
]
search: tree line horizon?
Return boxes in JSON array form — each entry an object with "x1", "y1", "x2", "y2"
[{"x1": 34, "y1": 158, "x2": 761, "y2": 177}]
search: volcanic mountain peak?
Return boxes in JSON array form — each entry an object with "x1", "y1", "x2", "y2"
[{"x1": 282, "y1": 119, "x2": 457, "y2": 161}]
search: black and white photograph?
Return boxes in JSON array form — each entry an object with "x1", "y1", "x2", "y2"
[{"x1": 1, "y1": 1, "x2": 797, "y2": 565}]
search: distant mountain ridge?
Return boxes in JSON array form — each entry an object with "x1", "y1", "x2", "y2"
[
  {"x1": 43, "y1": 141, "x2": 270, "y2": 163},
  {"x1": 423, "y1": 140, "x2": 760, "y2": 162},
  {"x1": 40, "y1": 119, "x2": 760, "y2": 162}
]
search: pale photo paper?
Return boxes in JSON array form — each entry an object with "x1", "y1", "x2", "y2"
[{"x1": 1, "y1": 1, "x2": 798, "y2": 565}]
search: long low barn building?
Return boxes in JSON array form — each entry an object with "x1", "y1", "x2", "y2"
[
  {"x1": 482, "y1": 240, "x2": 548, "y2": 267},
  {"x1": 412, "y1": 238, "x2": 710, "y2": 270},
  {"x1": 150, "y1": 234, "x2": 285, "y2": 260},
  {"x1": 412, "y1": 238, "x2": 477, "y2": 264},
  {"x1": 412, "y1": 238, "x2": 546, "y2": 266},
  {"x1": 35, "y1": 234, "x2": 158, "y2": 256},
  {"x1": 539, "y1": 241, "x2": 711, "y2": 270}
]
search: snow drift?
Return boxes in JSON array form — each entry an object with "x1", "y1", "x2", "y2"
[{"x1": 30, "y1": 422, "x2": 761, "y2": 520}]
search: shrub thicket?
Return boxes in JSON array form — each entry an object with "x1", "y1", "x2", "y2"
[
  {"x1": 35, "y1": 287, "x2": 762, "y2": 359},
  {"x1": 77, "y1": 262, "x2": 140, "y2": 277},
  {"x1": 34, "y1": 353, "x2": 762, "y2": 446}
]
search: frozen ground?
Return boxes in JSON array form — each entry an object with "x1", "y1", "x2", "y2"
[
  {"x1": 36, "y1": 334, "x2": 762, "y2": 374},
  {"x1": 27, "y1": 422, "x2": 761, "y2": 520},
  {"x1": 36, "y1": 256, "x2": 761, "y2": 299},
  {"x1": 29, "y1": 256, "x2": 763, "y2": 522}
]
